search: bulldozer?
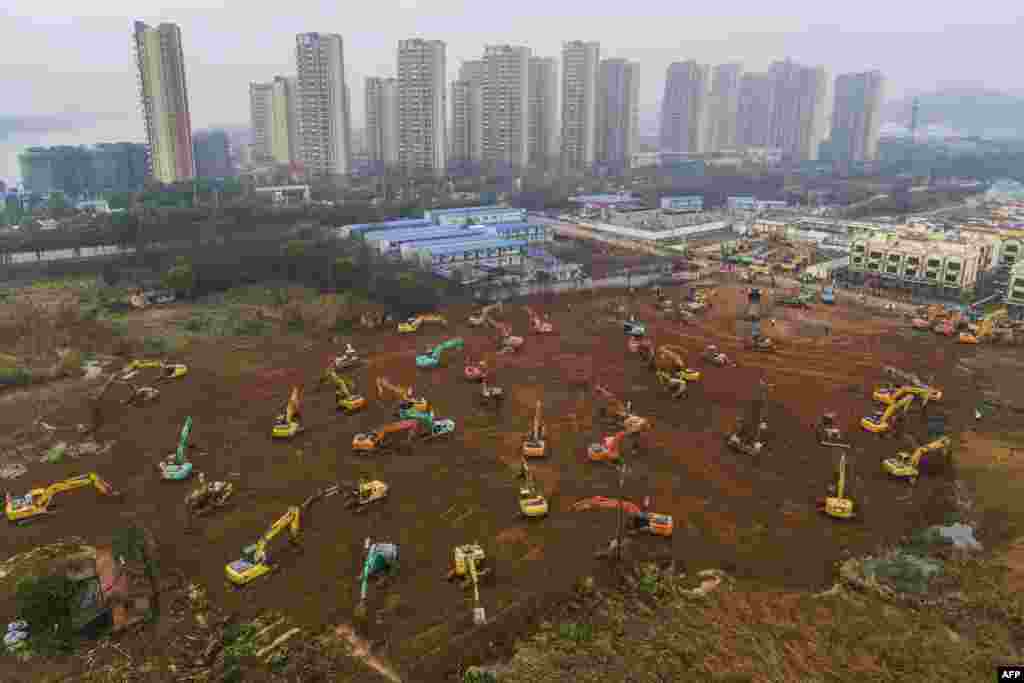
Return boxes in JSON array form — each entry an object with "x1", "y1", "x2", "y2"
[
  {"x1": 522, "y1": 400, "x2": 547, "y2": 458},
  {"x1": 594, "y1": 385, "x2": 649, "y2": 432},
  {"x1": 883, "y1": 436, "x2": 951, "y2": 484},
  {"x1": 355, "y1": 538, "x2": 399, "y2": 618},
  {"x1": 398, "y1": 313, "x2": 448, "y2": 334},
  {"x1": 861, "y1": 395, "x2": 913, "y2": 434},
  {"x1": 819, "y1": 453, "x2": 855, "y2": 520},
  {"x1": 816, "y1": 412, "x2": 850, "y2": 448},
  {"x1": 343, "y1": 479, "x2": 389, "y2": 510},
  {"x1": 322, "y1": 371, "x2": 367, "y2": 413},
  {"x1": 6, "y1": 473, "x2": 121, "y2": 523},
  {"x1": 158, "y1": 416, "x2": 196, "y2": 480},
  {"x1": 185, "y1": 473, "x2": 234, "y2": 517},
  {"x1": 525, "y1": 306, "x2": 554, "y2": 334},
  {"x1": 352, "y1": 420, "x2": 419, "y2": 454},
  {"x1": 376, "y1": 377, "x2": 429, "y2": 416},
  {"x1": 271, "y1": 386, "x2": 304, "y2": 439},
  {"x1": 417, "y1": 338, "x2": 464, "y2": 369}
]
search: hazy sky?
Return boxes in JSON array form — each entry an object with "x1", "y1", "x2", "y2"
[{"x1": 2, "y1": 0, "x2": 1022, "y2": 184}]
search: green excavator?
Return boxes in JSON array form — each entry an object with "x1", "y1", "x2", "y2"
[
  {"x1": 158, "y1": 416, "x2": 194, "y2": 480},
  {"x1": 354, "y1": 537, "x2": 399, "y2": 618},
  {"x1": 416, "y1": 338, "x2": 464, "y2": 369},
  {"x1": 402, "y1": 408, "x2": 456, "y2": 439}
]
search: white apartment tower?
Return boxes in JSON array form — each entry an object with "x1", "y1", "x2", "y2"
[
  {"x1": 768, "y1": 59, "x2": 829, "y2": 161},
  {"x1": 597, "y1": 58, "x2": 639, "y2": 171},
  {"x1": 736, "y1": 72, "x2": 774, "y2": 147},
  {"x1": 294, "y1": 32, "x2": 352, "y2": 178},
  {"x1": 831, "y1": 70, "x2": 885, "y2": 162},
  {"x1": 660, "y1": 60, "x2": 711, "y2": 155},
  {"x1": 450, "y1": 60, "x2": 485, "y2": 166},
  {"x1": 560, "y1": 41, "x2": 600, "y2": 174},
  {"x1": 528, "y1": 56, "x2": 558, "y2": 167},
  {"x1": 365, "y1": 77, "x2": 399, "y2": 168},
  {"x1": 133, "y1": 21, "x2": 194, "y2": 182},
  {"x1": 397, "y1": 38, "x2": 447, "y2": 176},
  {"x1": 710, "y1": 63, "x2": 743, "y2": 151},
  {"x1": 481, "y1": 44, "x2": 531, "y2": 171}
]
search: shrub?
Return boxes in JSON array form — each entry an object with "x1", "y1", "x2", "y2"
[
  {"x1": 15, "y1": 574, "x2": 79, "y2": 650},
  {"x1": 558, "y1": 621, "x2": 594, "y2": 643}
]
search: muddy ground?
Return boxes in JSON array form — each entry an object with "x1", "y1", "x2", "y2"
[{"x1": 0, "y1": 279, "x2": 1013, "y2": 680}]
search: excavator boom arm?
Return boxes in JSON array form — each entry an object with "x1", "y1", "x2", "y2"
[{"x1": 252, "y1": 506, "x2": 301, "y2": 559}]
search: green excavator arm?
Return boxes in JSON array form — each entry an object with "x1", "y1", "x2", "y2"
[{"x1": 176, "y1": 416, "x2": 193, "y2": 465}]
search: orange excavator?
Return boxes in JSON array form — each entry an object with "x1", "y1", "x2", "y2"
[
  {"x1": 594, "y1": 385, "x2": 649, "y2": 432},
  {"x1": 376, "y1": 376, "x2": 429, "y2": 416},
  {"x1": 571, "y1": 496, "x2": 673, "y2": 537},
  {"x1": 587, "y1": 431, "x2": 632, "y2": 463},
  {"x1": 522, "y1": 400, "x2": 547, "y2": 458},
  {"x1": 486, "y1": 316, "x2": 524, "y2": 354},
  {"x1": 525, "y1": 306, "x2": 553, "y2": 334},
  {"x1": 352, "y1": 420, "x2": 419, "y2": 454}
]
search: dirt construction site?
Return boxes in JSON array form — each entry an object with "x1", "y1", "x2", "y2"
[{"x1": 1, "y1": 276, "x2": 1020, "y2": 681}]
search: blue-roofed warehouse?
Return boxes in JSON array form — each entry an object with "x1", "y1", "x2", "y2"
[
  {"x1": 366, "y1": 225, "x2": 489, "y2": 253},
  {"x1": 337, "y1": 218, "x2": 432, "y2": 238},
  {"x1": 407, "y1": 237, "x2": 528, "y2": 268},
  {"x1": 423, "y1": 206, "x2": 526, "y2": 226}
]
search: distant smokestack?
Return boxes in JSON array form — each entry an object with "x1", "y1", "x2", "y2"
[{"x1": 910, "y1": 97, "x2": 921, "y2": 142}]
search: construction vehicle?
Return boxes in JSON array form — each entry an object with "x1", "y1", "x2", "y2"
[
  {"x1": 123, "y1": 382, "x2": 160, "y2": 406},
  {"x1": 6, "y1": 473, "x2": 120, "y2": 523},
  {"x1": 479, "y1": 379, "x2": 504, "y2": 403},
  {"x1": 628, "y1": 336, "x2": 653, "y2": 355},
  {"x1": 518, "y1": 464, "x2": 549, "y2": 518},
  {"x1": 446, "y1": 543, "x2": 492, "y2": 588},
  {"x1": 464, "y1": 359, "x2": 489, "y2": 382},
  {"x1": 522, "y1": 400, "x2": 547, "y2": 458},
  {"x1": 416, "y1": 338, "x2": 465, "y2": 369},
  {"x1": 959, "y1": 318, "x2": 995, "y2": 344},
  {"x1": 343, "y1": 479, "x2": 389, "y2": 511},
  {"x1": 594, "y1": 385, "x2": 649, "y2": 432},
  {"x1": 588, "y1": 431, "x2": 630, "y2": 463},
  {"x1": 185, "y1": 473, "x2": 234, "y2": 517},
  {"x1": 655, "y1": 370, "x2": 687, "y2": 399},
  {"x1": 653, "y1": 345, "x2": 701, "y2": 382},
  {"x1": 911, "y1": 317, "x2": 932, "y2": 330},
  {"x1": 525, "y1": 306, "x2": 554, "y2": 334},
  {"x1": 622, "y1": 316, "x2": 646, "y2": 336},
  {"x1": 861, "y1": 395, "x2": 913, "y2": 434},
  {"x1": 321, "y1": 368, "x2": 367, "y2": 412},
  {"x1": 272, "y1": 386, "x2": 304, "y2": 439},
  {"x1": 571, "y1": 497, "x2": 673, "y2": 537},
  {"x1": 821, "y1": 285, "x2": 835, "y2": 304},
  {"x1": 727, "y1": 380, "x2": 771, "y2": 456},
  {"x1": 819, "y1": 453, "x2": 855, "y2": 520},
  {"x1": 330, "y1": 344, "x2": 361, "y2": 370},
  {"x1": 702, "y1": 345, "x2": 730, "y2": 367},
  {"x1": 355, "y1": 538, "x2": 399, "y2": 618},
  {"x1": 225, "y1": 506, "x2": 302, "y2": 586},
  {"x1": 487, "y1": 318, "x2": 524, "y2": 353},
  {"x1": 873, "y1": 384, "x2": 943, "y2": 407},
  {"x1": 398, "y1": 313, "x2": 448, "y2": 334},
  {"x1": 883, "y1": 436, "x2": 951, "y2": 483},
  {"x1": 816, "y1": 412, "x2": 850, "y2": 448},
  {"x1": 468, "y1": 302, "x2": 502, "y2": 327},
  {"x1": 404, "y1": 408, "x2": 457, "y2": 439},
  {"x1": 747, "y1": 335, "x2": 775, "y2": 352},
  {"x1": 122, "y1": 359, "x2": 188, "y2": 382},
  {"x1": 158, "y1": 416, "x2": 195, "y2": 480},
  {"x1": 376, "y1": 377, "x2": 430, "y2": 416},
  {"x1": 352, "y1": 420, "x2": 419, "y2": 454}
]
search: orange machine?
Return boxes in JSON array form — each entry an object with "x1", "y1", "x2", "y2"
[
  {"x1": 522, "y1": 400, "x2": 547, "y2": 458},
  {"x1": 375, "y1": 377, "x2": 429, "y2": 414},
  {"x1": 571, "y1": 497, "x2": 673, "y2": 537},
  {"x1": 587, "y1": 431, "x2": 629, "y2": 463},
  {"x1": 525, "y1": 306, "x2": 553, "y2": 334},
  {"x1": 594, "y1": 385, "x2": 648, "y2": 432},
  {"x1": 352, "y1": 420, "x2": 419, "y2": 454}
]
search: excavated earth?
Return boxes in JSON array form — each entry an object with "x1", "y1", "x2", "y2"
[{"x1": 0, "y1": 281, "x2": 1000, "y2": 680}]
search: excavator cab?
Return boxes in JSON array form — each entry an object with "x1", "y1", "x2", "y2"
[
  {"x1": 160, "y1": 363, "x2": 188, "y2": 381},
  {"x1": 817, "y1": 412, "x2": 850, "y2": 448},
  {"x1": 523, "y1": 401, "x2": 547, "y2": 458},
  {"x1": 344, "y1": 480, "x2": 389, "y2": 510},
  {"x1": 631, "y1": 512, "x2": 674, "y2": 537},
  {"x1": 447, "y1": 543, "x2": 491, "y2": 586},
  {"x1": 6, "y1": 473, "x2": 120, "y2": 523},
  {"x1": 272, "y1": 387, "x2": 304, "y2": 439},
  {"x1": 226, "y1": 506, "x2": 301, "y2": 586}
]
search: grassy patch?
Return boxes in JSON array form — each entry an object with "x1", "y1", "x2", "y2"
[{"x1": 180, "y1": 309, "x2": 271, "y2": 337}]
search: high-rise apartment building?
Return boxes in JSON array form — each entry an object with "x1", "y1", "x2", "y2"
[
  {"x1": 710, "y1": 63, "x2": 743, "y2": 151},
  {"x1": 365, "y1": 77, "x2": 399, "y2": 169},
  {"x1": 660, "y1": 60, "x2": 710, "y2": 155},
  {"x1": 831, "y1": 70, "x2": 885, "y2": 162},
  {"x1": 597, "y1": 59, "x2": 638, "y2": 172},
  {"x1": 450, "y1": 60, "x2": 485, "y2": 167},
  {"x1": 249, "y1": 82, "x2": 274, "y2": 161},
  {"x1": 271, "y1": 76, "x2": 299, "y2": 164},
  {"x1": 768, "y1": 59, "x2": 829, "y2": 161},
  {"x1": 397, "y1": 38, "x2": 447, "y2": 175},
  {"x1": 528, "y1": 56, "x2": 558, "y2": 167},
  {"x1": 736, "y1": 72, "x2": 774, "y2": 147},
  {"x1": 481, "y1": 44, "x2": 531, "y2": 171},
  {"x1": 192, "y1": 129, "x2": 234, "y2": 178},
  {"x1": 295, "y1": 32, "x2": 352, "y2": 178},
  {"x1": 133, "y1": 21, "x2": 194, "y2": 183},
  {"x1": 560, "y1": 41, "x2": 600, "y2": 174},
  {"x1": 19, "y1": 144, "x2": 148, "y2": 195}
]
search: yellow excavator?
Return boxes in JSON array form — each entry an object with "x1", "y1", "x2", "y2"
[
  {"x1": 883, "y1": 436, "x2": 951, "y2": 483},
  {"x1": 653, "y1": 345, "x2": 701, "y2": 382},
  {"x1": 873, "y1": 384, "x2": 943, "y2": 406},
  {"x1": 819, "y1": 453, "x2": 855, "y2": 519},
  {"x1": 6, "y1": 473, "x2": 121, "y2": 523},
  {"x1": 518, "y1": 459, "x2": 549, "y2": 518},
  {"x1": 343, "y1": 479, "x2": 389, "y2": 511},
  {"x1": 122, "y1": 359, "x2": 188, "y2": 382},
  {"x1": 272, "y1": 386, "x2": 304, "y2": 439},
  {"x1": 655, "y1": 370, "x2": 687, "y2": 399},
  {"x1": 522, "y1": 400, "x2": 547, "y2": 458},
  {"x1": 861, "y1": 394, "x2": 913, "y2": 434},
  {"x1": 398, "y1": 313, "x2": 447, "y2": 334},
  {"x1": 322, "y1": 369, "x2": 366, "y2": 413},
  {"x1": 225, "y1": 506, "x2": 301, "y2": 586},
  {"x1": 376, "y1": 376, "x2": 429, "y2": 415},
  {"x1": 594, "y1": 384, "x2": 649, "y2": 432}
]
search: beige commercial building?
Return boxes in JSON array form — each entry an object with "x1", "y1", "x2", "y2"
[
  {"x1": 1007, "y1": 260, "x2": 1024, "y2": 313},
  {"x1": 849, "y1": 234, "x2": 984, "y2": 295},
  {"x1": 397, "y1": 38, "x2": 447, "y2": 175},
  {"x1": 133, "y1": 21, "x2": 194, "y2": 183},
  {"x1": 560, "y1": 41, "x2": 600, "y2": 173}
]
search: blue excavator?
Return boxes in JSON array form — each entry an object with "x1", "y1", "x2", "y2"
[{"x1": 158, "y1": 416, "x2": 194, "y2": 481}]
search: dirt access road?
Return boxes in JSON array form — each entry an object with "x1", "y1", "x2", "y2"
[{"x1": 0, "y1": 281, "x2": 997, "y2": 680}]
